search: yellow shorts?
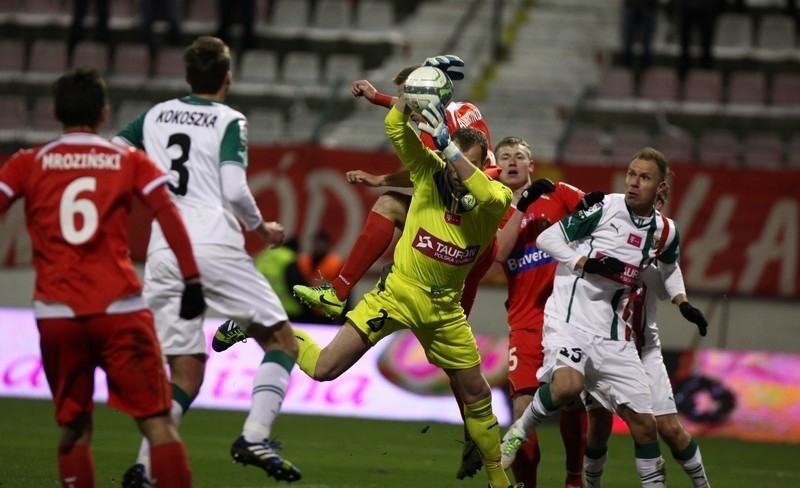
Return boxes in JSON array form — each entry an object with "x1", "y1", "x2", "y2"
[{"x1": 346, "y1": 269, "x2": 481, "y2": 370}]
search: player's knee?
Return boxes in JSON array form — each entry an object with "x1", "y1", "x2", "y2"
[
  {"x1": 311, "y1": 360, "x2": 342, "y2": 382},
  {"x1": 373, "y1": 191, "x2": 409, "y2": 224},
  {"x1": 656, "y1": 415, "x2": 686, "y2": 446}
]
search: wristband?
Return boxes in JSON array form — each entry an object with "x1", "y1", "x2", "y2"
[
  {"x1": 372, "y1": 92, "x2": 393, "y2": 108},
  {"x1": 442, "y1": 142, "x2": 462, "y2": 164}
]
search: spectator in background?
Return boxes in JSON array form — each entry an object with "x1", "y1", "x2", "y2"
[
  {"x1": 67, "y1": 0, "x2": 110, "y2": 64},
  {"x1": 216, "y1": 0, "x2": 257, "y2": 52},
  {"x1": 621, "y1": 0, "x2": 657, "y2": 72},
  {"x1": 675, "y1": 0, "x2": 722, "y2": 81},
  {"x1": 142, "y1": 0, "x2": 183, "y2": 59},
  {"x1": 0, "y1": 67, "x2": 202, "y2": 488},
  {"x1": 255, "y1": 236, "x2": 317, "y2": 324},
  {"x1": 298, "y1": 231, "x2": 344, "y2": 285}
]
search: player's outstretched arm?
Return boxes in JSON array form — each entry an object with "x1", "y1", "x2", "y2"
[
  {"x1": 346, "y1": 169, "x2": 412, "y2": 188},
  {"x1": 352, "y1": 79, "x2": 396, "y2": 109}
]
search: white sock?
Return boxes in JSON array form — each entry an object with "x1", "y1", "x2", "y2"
[
  {"x1": 674, "y1": 441, "x2": 710, "y2": 487},
  {"x1": 635, "y1": 455, "x2": 666, "y2": 487},
  {"x1": 584, "y1": 447, "x2": 607, "y2": 488},
  {"x1": 137, "y1": 399, "x2": 184, "y2": 477},
  {"x1": 242, "y1": 353, "x2": 292, "y2": 442},
  {"x1": 518, "y1": 384, "x2": 559, "y2": 434}
]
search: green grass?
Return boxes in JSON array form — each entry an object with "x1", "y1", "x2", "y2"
[{"x1": 1, "y1": 397, "x2": 798, "y2": 487}]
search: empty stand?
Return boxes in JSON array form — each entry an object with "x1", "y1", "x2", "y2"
[
  {"x1": 324, "y1": 53, "x2": 363, "y2": 83},
  {"x1": 0, "y1": 40, "x2": 25, "y2": 80},
  {"x1": 682, "y1": 69, "x2": 723, "y2": 103},
  {"x1": 595, "y1": 67, "x2": 635, "y2": 99},
  {"x1": 713, "y1": 13, "x2": 753, "y2": 58},
  {"x1": 0, "y1": 95, "x2": 29, "y2": 130},
  {"x1": 30, "y1": 97, "x2": 61, "y2": 132},
  {"x1": 27, "y1": 40, "x2": 68, "y2": 75},
  {"x1": 281, "y1": 51, "x2": 322, "y2": 84},
  {"x1": 313, "y1": 0, "x2": 352, "y2": 30},
  {"x1": 697, "y1": 130, "x2": 740, "y2": 167},
  {"x1": 248, "y1": 108, "x2": 286, "y2": 144},
  {"x1": 770, "y1": 73, "x2": 800, "y2": 105},
  {"x1": 786, "y1": 135, "x2": 800, "y2": 169},
  {"x1": 355, "y1": 0, "x2": 395, "y2": 32},
  {"x1": 560, "y1": 124, "x2": 611, "y2": 165},
  {"x1": 239, "y1": 49, "x2": 280, "y2": 84},
  {"x1": 109, "y1": 43, "x2": 151, "y2": 82},
  {"x1": 755, "y1": 14, "x2": 796, "y2": 59},
  {"x1": 639, "y1": 67, "x2": 679, "y2": 101},
  {"x1": 152, "y1": 46, "x2": 185, "y2": 80},
  {"x1": 611, "y1": 126, "x2": 651, "y2": 165},
  {"x1": 742, "y1": 133, "x2": 784, "y2": 170},
  {"x1": 727, "y1": 71, "x2": 766, "y2": 105},
  {"x1": 270, "y1": 0, "x2": 311, "y2": 29},
  {"x1": 653, "y1": 131, "x2": 695, "y2": 164},
  {"x1": 70, "y1": 41, "x2": 111, "y2": 73}
]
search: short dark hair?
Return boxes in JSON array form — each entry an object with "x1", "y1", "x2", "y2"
[
  {"x1": 453, "y1": 127, "x2": 489, "y2": 168},
  {"x1": 632, "y1": 146, "x2": 669, "y2": 182},
  {"x1": 393, "y1": 64, "x2": 422, "y2": 86},
  {"x1": 184, "y1": 36, "x2": 230, "y2": 94},
  {"x1": 494, "y1": 136, "x2": 532, "y2": 157},
  {"x1": 54, "y1": 67, "x2": 107, "y2": 128}
]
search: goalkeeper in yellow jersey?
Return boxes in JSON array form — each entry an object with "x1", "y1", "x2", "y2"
[{"x1": 292, "y1": 76, "x2": 515, "y2": 487}]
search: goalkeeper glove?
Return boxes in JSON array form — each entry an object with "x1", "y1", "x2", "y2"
[
  {"x1": 419, "y1": 102, "x2": 462, "y2": 163},
  {"x1": 180, "y1": 281, "x2": 206, "y2": 319},
  {"x1": 679, "y1": 301, "x2": 708, "y2": 337},
  {"x1": 583, "y1": 256, "x2": 625, "y2": 275},
  {"x1": 516, "y1": 178, "x2": 556, "y2": 213},
  {"x1": 424, "y1": 54, "x2": 465, "y2": 80},
  {"x1": 575, "y1": 191, "x2": 605, "y2": 212}
]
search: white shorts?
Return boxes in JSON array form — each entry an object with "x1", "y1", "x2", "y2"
[
  {"x1": 539, "y1": 316, "x2": 653, "y2": 415},
  {"x1": 144, "y1": 245, "x2": 288, "y2": 356},
  {"x1": 641, "y1": 345, "x2": 678, "y2": 416}
]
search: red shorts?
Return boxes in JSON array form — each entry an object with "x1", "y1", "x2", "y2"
[
  {"x1": 37, "y1": 309, "x2": 172, "y2": 426},
  {"x1": 507, "y1": 324, "x2": 544, "y2": 397}
]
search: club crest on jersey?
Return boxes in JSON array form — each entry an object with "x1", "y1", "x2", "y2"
[
  {"x1": 413, "y1": 228, "x2": 479, "y2": 265},
  {"x1": 627, "y1": 234, "x2": 642, "y2": 247}
]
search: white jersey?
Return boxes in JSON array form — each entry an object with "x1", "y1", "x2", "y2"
[
  {"x1": 541, "y1": 193, "x2": 680, "y2": 340},
  {"x1": 631, "y1": 265, "x2": 670, "y2": 350},
  {"x1": 116, "y1": 95, "x2": 249, "y2": 253}
]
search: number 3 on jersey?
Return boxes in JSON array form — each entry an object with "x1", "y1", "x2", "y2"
[
  {"x1": 167, "y1": 133, "x2": 190, "y2": 196},
  {"x1": 60, "y1": 177, "x2": 99, "y2": 245}
]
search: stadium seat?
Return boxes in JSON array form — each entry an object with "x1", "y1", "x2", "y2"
[
  {"x1": 281, "y1": 51, "x2": 322, "y2": 84},
  {"x1": 239, "y1": 49, "x2": 280, "y2": 84},
  {"x1": 742, "y1": 133, "x2": 785, "y2": 170},
  {"x1": 0, "y1": 95, "x2": 29, "y2": 131},
  {"x1": 109, "y1": 43, "x2": 151, "y2": 83},
  {"x1": 324, "y1": 53, "x2": 363, "y2": 83},
  {"x1": 187, "y1": 0, "x2": 216, "y2": 22},
  {"x1": 30, "y1": 97, "x2": 61, "y2": 133},
  {"x1": 697, "y1": 130, "x2": 740, "y2": 168},
  {"x1": 561, "y1": 124, "x2": 611, "y2": 165},
  {"x1": 112, "y1": 100, "x2": 152, "y2": 133},
  {"x1": 355, "y1": 0, "x2": 395, "y2": 32},
  {"x1": 595, "y1": 67, "x2": 635, "y2": 100},
  {"x1": 770, "y1": 73, "x2": 800, "y2": 105},
  {"x1": 611, "y1": 126, "x2": 651, "y2": 165},
  {"x1": 653, "y1": 131, "x2": 695, "y2": 164},
  {"x1": 153, "y1": 46, "x2": 185, "y2": 80},
  {"x1": 755, "y1": 14, "x2": 796, "y2": 59},
  {"x1": 313, "y1": 0, "x2": 352, "y2": 30},
  {"x1": 70, "y1": 41, "x2": 111, "y2": 73},
  {"x1": 27, "y1": 40, "x2": 68, "y2": 75},
  {"x1": 247, "y1": 107, "x2": 285, "y2": 144},
  {"x1": 270, "y1": 0, "x2": 311, "y2": 29},
  {"x1": 713, "y1": 13, "x2": 753, "y2": 59},
  {"x1": 727, "y1": 71, "x2": 766, "y2": 105},
  {"x1": 0, "y1": 39, "x2": 26, "y2": 80},
  {"x1": 682, "y1": 69, "x2": 723, "y2": 103},
  {"x1": 639, "y1": 67, "x2": 679, "y2": 102}
]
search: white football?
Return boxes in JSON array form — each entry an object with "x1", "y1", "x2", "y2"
[{"x1": 403, "y1": 66, "x2": 454, "y2": 114}]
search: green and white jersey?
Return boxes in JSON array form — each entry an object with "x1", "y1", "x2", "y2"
[
  {"x1": 540, "y1": 193, "x2": 680, "y2": 340},
  {"x1": 116, "y1": 95, "x2": 249, "y2": 253}
]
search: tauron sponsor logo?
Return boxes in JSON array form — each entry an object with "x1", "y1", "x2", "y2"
[
  {"x1": 413, "y1": 229, "x2": 479, "y2": 265},
  {"x1": 155, "y1": 109, "x2": 218, "y2": 127},
  {"x1": 42, "y1": 151, "x2": 121, "y2": 170},
  {"x1": 505, "y1": 246, "x2": 554, "y2": 275}
]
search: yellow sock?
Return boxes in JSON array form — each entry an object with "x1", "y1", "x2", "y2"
[
  {"x1": 464, "y1": 396, "x2": 510, "y2": 488},
  {"x1": 293, "y1": 327, "x2": 321, "y2": 378}
]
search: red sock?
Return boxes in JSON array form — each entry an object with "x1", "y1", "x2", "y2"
[
  {"x1": 150, "y1": 442, "x2": 192, "y2": 488},
  {"x1": 58, "y1": 444, "x2": 94, "y2": 488},
  {"x1": 331, "y1": 211, "x2": 396, "y2": 300},
  {"x1": 511, "y1": 430, "x2": 540, "y2": 487},
  {"x1": 560, "y1": 407, "x2": 588, "y2": 475}
]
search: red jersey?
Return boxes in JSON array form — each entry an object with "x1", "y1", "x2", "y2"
[
  {"x1": 500, "y1": 182, "x2": 583, "y2": 328},
  {"x1": 0, "y1": 132, "x2": 169, "y2": 316}
]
